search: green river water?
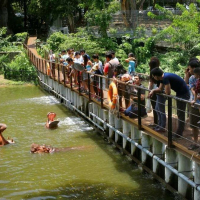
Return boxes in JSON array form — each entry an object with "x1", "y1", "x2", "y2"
[{"x1": 0, "y1": 85, "x2": 178, "y2": 200}]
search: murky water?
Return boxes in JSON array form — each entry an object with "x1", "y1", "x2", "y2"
[{"x1": 0, "y1": 85, "x2": 177, "y2": 200}]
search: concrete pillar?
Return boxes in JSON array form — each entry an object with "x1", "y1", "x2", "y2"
[
  {"x1": 89, "y1": 103, "x2": 93, "y2": 119},
  {"x1": 79, "y1": 96, "x2": 84, "y2": 111},
  {"x1": 141, "y1": 133, "x2": 151, "y2": 165},
  {"x1": 114, "y1": 116, "x2": 122, "y2": 143},
  {"x1": 122, "y1": 120, "x2": 131, "y2": 149},
  {"x1": 131, "y1": 125, "x2": 141, "y2": 155},
  {"x1": 65, "y1": 89, "x2": 69, "y2": 107},
  {"x1": 92, "y1": 103, "x2": 98, "y2": 123},
  {"x1": 109, "y1": 111, "x2": 114, "y2": 139},
  {"x1": 83, "y1": 98, "x2": 88, "y2": 114},
  {"x1": 165, "y1": 147, "x2": 178, "y2": 188},
  {"x1": 103, "y1": 110, "x2": 109, "y2": 135},
  {"x1": 194, "y1": 162, "x2": 200, "y2": 200},
  {"x1": 152, "y1": 139, "x2": 164, "y2": 175},
  {"x1": 178, "y1": 153, "x2": 193, "y2": 199},
  {"x1": 97, "y1": 105, "x2": 103, "y2": 126},
  {"x1": 73, "y1": 92, "x2": 77, "y2": 108}
]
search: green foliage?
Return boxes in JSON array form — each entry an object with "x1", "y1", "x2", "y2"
[
  {"x1": 14, "y1": 32, "x2": 28, "y2": 42},
  {"x1": 0, "y1": 27, "x2": 27, "y2": 52},
  {"x1": 132, "y1": 37, "x2": 155, "y2": 65},
  {"x1": 7, "y1": 52, "x2": 34, "y2": 70},
  {"x1": 84, "y1": 0, "x2": 120, "y2": 37},
  {"x1": 46, "y1": 32, "x2": 67, "y2": 52},
  {"x1": 153, "y1": 3, "x2": 200, "y2": 51}
]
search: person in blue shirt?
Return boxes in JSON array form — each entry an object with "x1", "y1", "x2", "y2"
[
  {"x1": 149, "y1": 68, "x2": 190, "y2": 138},
  {"x1": 125, "y1": 53, "x2": 136, "y2": 76}
]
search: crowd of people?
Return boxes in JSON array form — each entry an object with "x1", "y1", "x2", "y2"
[{"x1": 48, "y1": 48, "x2": 200, "y2": 149}]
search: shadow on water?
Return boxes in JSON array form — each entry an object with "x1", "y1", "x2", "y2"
[{"x1": 23, "y1": 179, "x2": 177, "y2": 200}]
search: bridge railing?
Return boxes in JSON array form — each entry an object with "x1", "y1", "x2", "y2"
[{"x1": 24, "y1": 44, "x2": 200, "y2": 152}]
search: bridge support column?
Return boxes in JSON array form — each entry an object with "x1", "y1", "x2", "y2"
[
  {"x1": 103, "y1": 110, "x2": 108, "y2": 135},
  {"x1": 194, "y1": 162, "x2": 200, "y2": 200},
  {"x1": 73, "y1": 92, "x2": 77, "y2": 108},
  {"x1": 89, "y1": 103, "x2": 93, "y2": 120},
  {"x1": 79, "y1": 96, "x2": 84, "y2": 111},
  {"x1": 178, "y1": 153, "x2": 192, "y2": 199},
  {"x1": 131, "y1": 126, "x2": 141, "y2": 155},
  {"x1": 97, "y1": 105, "x2": 103, "y2": 126},
  {"x1": 122, "y1": 120, "x2": 131, "y2": 149},
  {"x1": 114, "y1": 116, "x2": 122, "y2": 143},
  {"x1": 141, "y1": 133, "x2": 151, "y2": 166},
  {"x1": 165, "y1": 147, "x2": 178, "y2": 188},
  {"x1": 92, "y1": 103, "x2": 98, "y2": 123},
  {"x1": 152, "y1": 139, "x2": 164, "y2": 176},
  {"x1": 109, "y1": 111, "x2": 114, "y2": 139}
]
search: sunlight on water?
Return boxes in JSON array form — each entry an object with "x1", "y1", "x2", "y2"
[{"x1": 0, "y1": 86, "x2": 177, "y2": 200}]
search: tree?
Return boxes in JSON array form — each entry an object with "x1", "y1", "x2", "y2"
[
  {"x1": 0, "y1": 0, "x2": 8, "y2": 28},
  {"x1": 152, "y1": 2, "x2": 200, "y2": 50},
  {"x1": 82, "y1": 0, "x2": 120, "y2": 37}
]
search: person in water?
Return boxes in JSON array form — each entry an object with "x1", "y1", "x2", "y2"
[
  {"x1": 0, "y1": 123, "x2": 14, "y2": 146},
  {"x1": 30, "y1": 143, "x2": 90, "y2": 153}
]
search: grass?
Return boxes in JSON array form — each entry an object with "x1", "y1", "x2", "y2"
[{"x1": 0, "y1": 74, "x2": 30, "y2": 86}]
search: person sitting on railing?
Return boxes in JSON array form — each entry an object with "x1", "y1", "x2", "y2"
[
  {"x1": 124, "y1": 75, "x2": 147, "y2": 118},
  {"x1": 149, "y1": 68, "x2": 190, "y2": 138},
  {"x1": 125, "y1": 53, "x2": 136, "y2": 76}
]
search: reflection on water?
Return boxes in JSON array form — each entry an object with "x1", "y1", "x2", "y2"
[{"x1": 0, "y1": 86, "x2": 177, "y2": 200}]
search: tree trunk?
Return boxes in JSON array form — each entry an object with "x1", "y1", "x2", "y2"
[
  {"x1": 0, "y1": 0, "x2": 8, "y2": 28},
  {"x1": 68, "y1": 15, "x2": 75, "y2": 33},
  {"x1": 121, "y1": 0, "x2": 137, "y2": 28}
]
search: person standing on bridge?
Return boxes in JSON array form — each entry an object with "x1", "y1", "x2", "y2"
[
  {"x1": 149, "y1": 68, "x2": 190, "y2": 138},
  {"x1": 48, "y1": 50, "x2": 56, "y2": 78},
  {"x1": 187, "y1": 59, "x2": 200, "y2": 150}
]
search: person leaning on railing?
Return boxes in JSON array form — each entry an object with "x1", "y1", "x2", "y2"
[
  {"x1": 149, "y1": 68, "x2": 190, "y2": 138},
  {"x1": 124, "y1": 75, "x2": 147, "y2": 118}
]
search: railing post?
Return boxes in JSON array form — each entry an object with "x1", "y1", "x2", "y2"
[
  {"x1": 100, "y1": 76, "x2": 103, "y2": 108},
  {"x1": 63, "y1": 65, "x2": 66, "y2": 86},
  {"x1": 88, "y1": 72, "x2": 91, "y2": 101},
  {"x1": 168, "y1": 97, "x2": 173, "y2": 147},
  {"x1": 78, "y1": 71, "x2": 81, "y2": 95},
  {"x1": 70, "y1": 69, "x2": 73, "y2": 90},
  {"x1": 137, "y1": 88, "x2": 142, "y2": 130},
  {"x1": 58, "y1": 64, "x2": 60, "y2": 83}
]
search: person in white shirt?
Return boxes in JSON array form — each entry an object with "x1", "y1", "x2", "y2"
[{"x1": 111, "y1": 50, "x2": 119, "y2": 62}]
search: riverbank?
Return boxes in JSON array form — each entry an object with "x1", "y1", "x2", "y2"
[{"x1": 0, "y1": 74, "x2": 32, "y2": 86}]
